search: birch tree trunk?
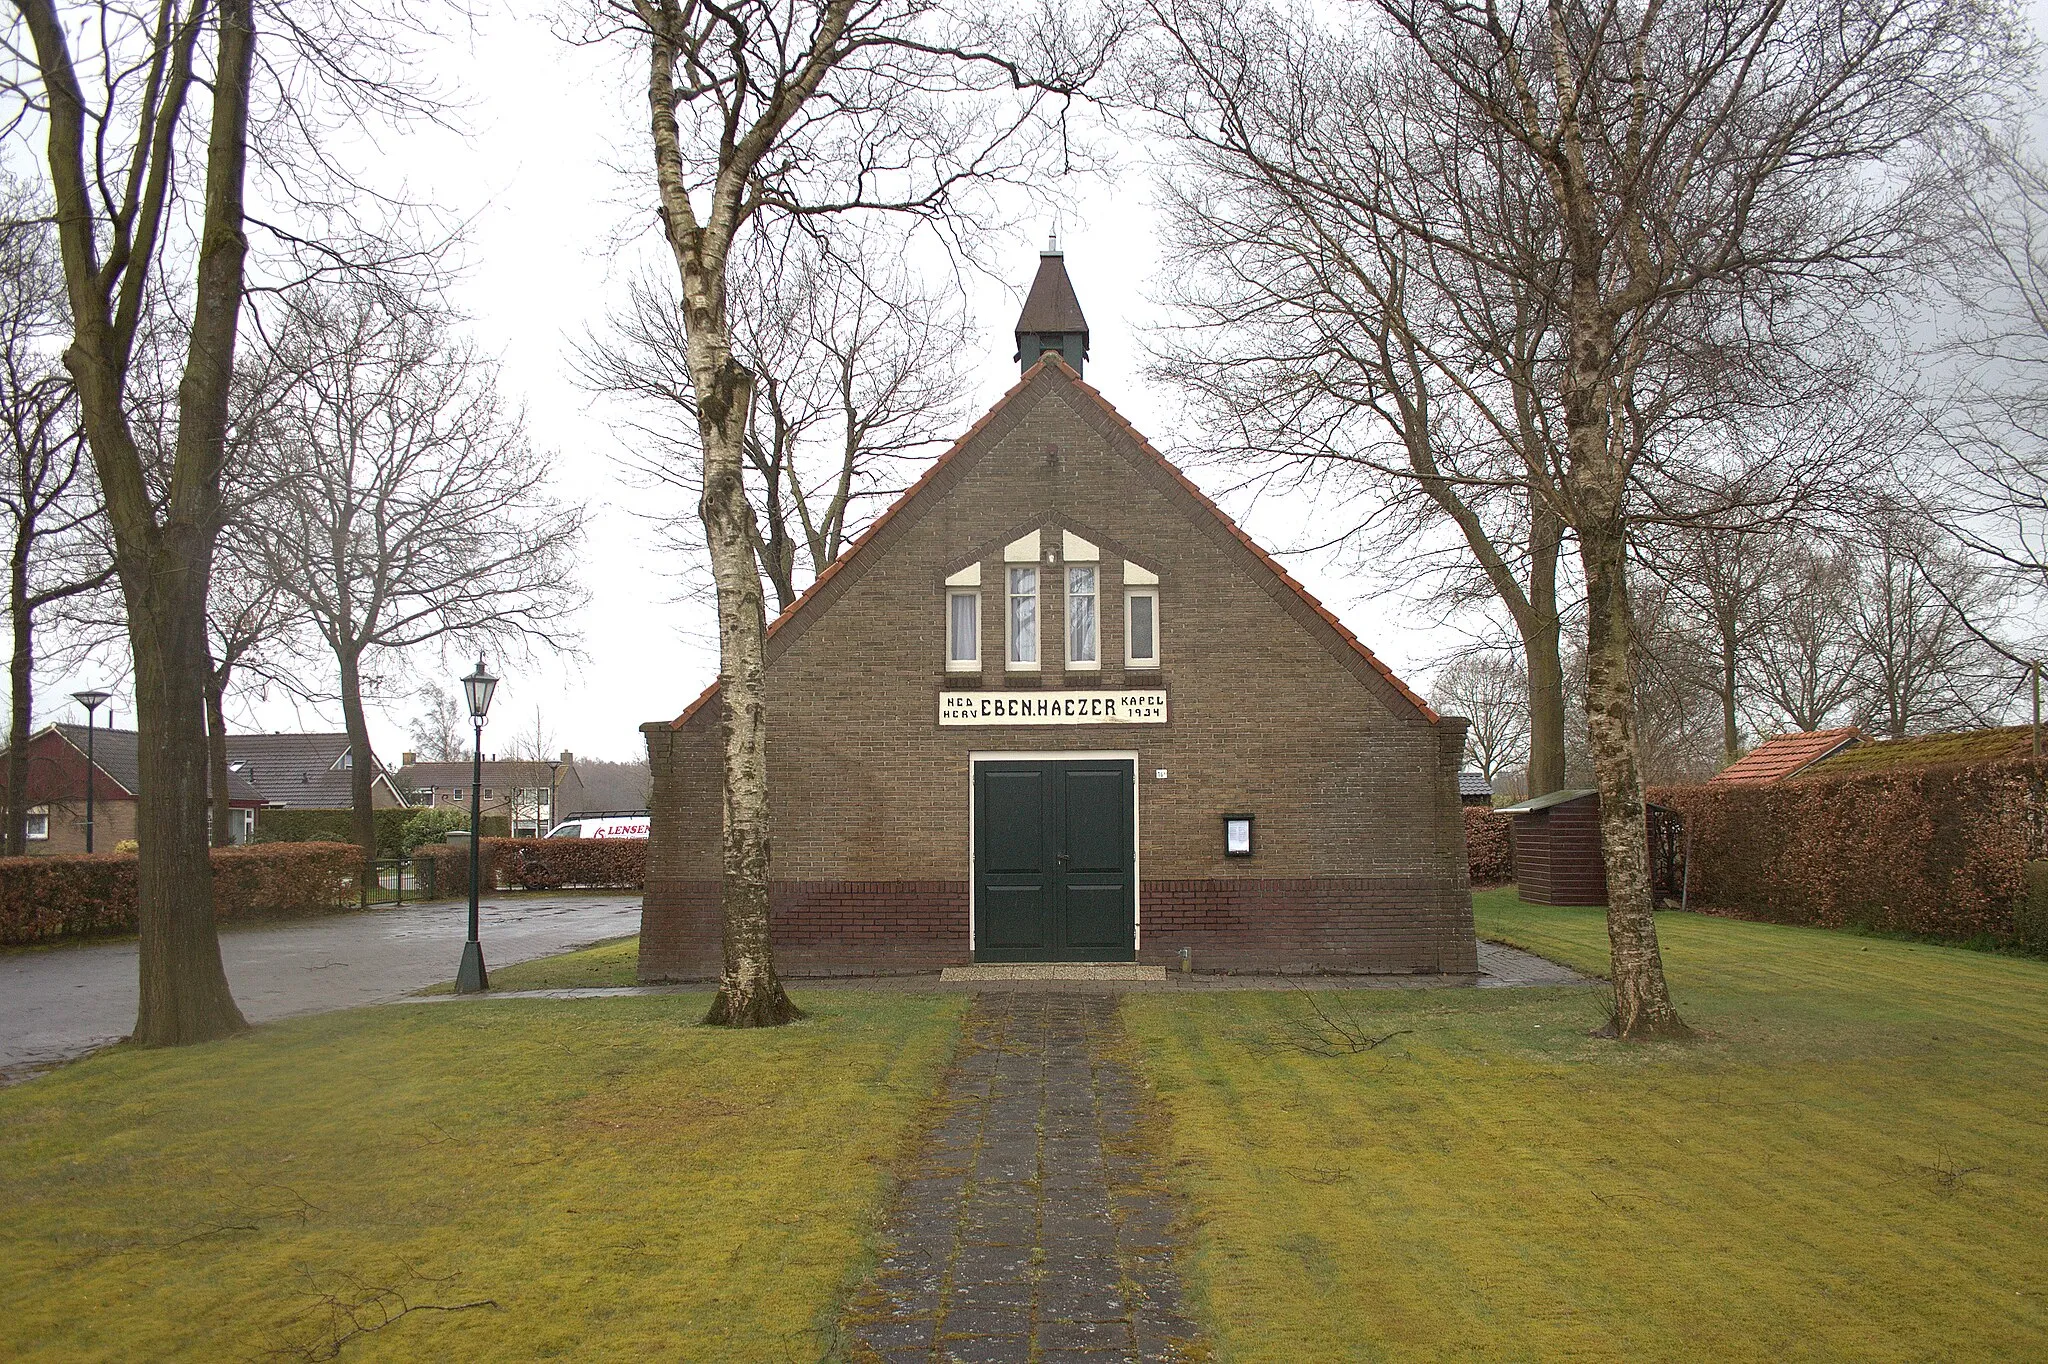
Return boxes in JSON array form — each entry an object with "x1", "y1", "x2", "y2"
[{"x1": 1565, "y1": 346, "x2": 1686, "y2": 1035}]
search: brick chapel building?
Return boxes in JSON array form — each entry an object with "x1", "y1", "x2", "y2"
[{"x1": 638, "y1": 248, "x2": 1476, "y2": 979}]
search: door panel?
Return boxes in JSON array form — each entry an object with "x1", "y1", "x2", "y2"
[
  {"x1": 981, "y1": 769, "x2": 1046, "y2": 872},
  {"x1": 975, "y1": 759, "x2": 1134, "y2": 962},
  {"x1": 1062, "y1": 769, "x2": 1128, "y2": 872}
]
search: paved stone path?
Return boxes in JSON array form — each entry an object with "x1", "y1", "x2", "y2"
[{"x1": 847, "y1": 993, "x2": 1202, "y2": 1364}]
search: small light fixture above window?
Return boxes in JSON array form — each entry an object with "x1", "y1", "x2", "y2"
[{"x1": 1224, "y1": 814, "x2": 1253, "y2": 857}]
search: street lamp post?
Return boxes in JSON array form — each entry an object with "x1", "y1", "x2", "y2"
[
  {"x1": 70, "y1": 690, "x2": 111, "y2": 852},
  {"x1": 546, "y1": 759, "x2": 561, "y2": 836},
  {"x1": 455, "y1": 657, "x2": 498, "y2": 994}
]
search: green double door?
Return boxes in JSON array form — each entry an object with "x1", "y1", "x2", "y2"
[{"x1": 974, "y1": 759, "x2": 1136, "y2": 962}]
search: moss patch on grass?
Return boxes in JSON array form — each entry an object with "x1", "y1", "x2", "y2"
[
  {"x1": 1128, "y1": 891, "x2": 2048, "y2": 1362},
  {"x1": 0, "y1": 991, "x2": 965, "y2": 1361}
]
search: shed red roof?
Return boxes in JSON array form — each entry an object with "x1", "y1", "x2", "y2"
[
  {"x1": 669, "y1": 355, "x2": 1437, "y2": 728},
  {"x1": 1707, "y1": 727, "x2": 1864, "y2": 785}
]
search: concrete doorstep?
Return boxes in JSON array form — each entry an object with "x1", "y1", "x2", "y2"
[{"x1": 938, "y1": 963, "x2": 1168, "y2": 982}]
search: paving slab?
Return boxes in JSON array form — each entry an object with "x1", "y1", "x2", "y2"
[{"x1": 844, "y1": 993, "x2": 1203, "y2": 1364}]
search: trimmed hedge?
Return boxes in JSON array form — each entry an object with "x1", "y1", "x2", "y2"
[
  {"x1": 415, "y1": 837, "x2": 646, "y2": 899},
  {"x1": 254, "y1": 807, "x2": 509, "y2": 858},
  {"x1": 1651, "y1": 757, "x2": 2048, "y2": 940},
  {"x1": 1, "y1": 842, "x2": 362, "y2": 945},
  {"x1": 1465, "y1": 808, "x2": 1514, "y2": 886}
]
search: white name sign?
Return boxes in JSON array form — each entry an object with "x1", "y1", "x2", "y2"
[{"x1": 939, "y1": 689, "x2": 1168, "y2": 726}]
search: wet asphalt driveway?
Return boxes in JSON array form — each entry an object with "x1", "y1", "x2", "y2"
[{"x1": 0, "y1": 893, "x2": 641, "y2": 1079}]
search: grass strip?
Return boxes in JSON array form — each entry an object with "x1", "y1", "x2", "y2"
[
  {"x1": 1126, "y1": 889, "x2": 2048, "y2": 1362},
  {"x1": 0, "y1": 990, "x2": 965, "y2": 1361}
]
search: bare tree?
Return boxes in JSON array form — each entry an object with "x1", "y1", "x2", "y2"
[
  {"x1": 202, "y1": 555, "x2": 299, "y2": 845},
  {"x1": 1846, "y1": 517, "x2": 2014, "y2": 739},
  {"x1": 1431, "y1": 654, "x2": 1528, "y2": 785},
  {"x1": 1141, "y1": 7, "x2": 1575, "y2": 796},
  {"x1": 3, "y1": 0, "x2": 266, "y2": 1043},
  {"x1": 581, "y1": 239, "x2": 972, "y2": 613},
  {"x1": 1142, "y1": 0, "x2": 2020, "y2": 1036},
  {"x1": 4, "y1": 0, "x2": 448, "y2": 1044},
  {"x1": 1935, "y1": 138, "x2": 2048, "y2": 656},
  {"x1": 597, "y1": 0, "x2": 1107, "y2": 1026},
  {"x1": 0, "y1": 183, "x2": 113, "y2": 855},
  {"x1": 405, "y1": 685, "x2": 465, "y2": 762},
  {"x1": 1744, "y1": 543, "x2": 1861, "y2": 734},
  {"x1": 249, "y1": 282, "x2": 586, "y2": 876},
  {"x1": 1642, "y1": 517, "x2": 1788, "y2": 766}
]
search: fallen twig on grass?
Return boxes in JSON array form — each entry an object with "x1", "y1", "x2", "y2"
[
  {"x1": 260, "y1": 1265, "x2": 498, "y2": 1362},
  {"x1": 1260, "y1": 980, "x2": 1414, "y2": 1057}
]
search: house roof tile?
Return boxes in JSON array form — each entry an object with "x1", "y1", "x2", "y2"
[{"x1": 1708, "y1": 727, "x2": 1865, "y2": 785}]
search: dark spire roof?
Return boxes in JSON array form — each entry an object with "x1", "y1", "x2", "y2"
[{"x1": 1014, "y1": 237, "x2": 1089, "y2": 375}]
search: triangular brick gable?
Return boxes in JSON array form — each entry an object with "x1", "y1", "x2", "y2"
[{"x1": 671, "y1": 355, "x2": 1438, "y2": 727}]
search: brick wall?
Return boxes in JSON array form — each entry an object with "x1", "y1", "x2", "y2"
[
  {"x1": 642, "y1": 363, "x2": 1476, "y2": 979},
  {"x1": 25, "y1": 798, "x2": 139, "y2": 856},
  {"x1": 638, "y1": 875, "x2": 1477, "y2": 979}
]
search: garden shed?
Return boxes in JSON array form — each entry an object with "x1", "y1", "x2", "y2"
[{"x1": 1495, "y1": 789, "x2": 1685, "y2": 906}]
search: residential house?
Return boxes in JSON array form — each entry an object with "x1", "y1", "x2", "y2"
[
  {"x1": 0, "y1": 724, "x2": 264, "y2": 853},
  {"x1": 396, "y1": 751, "x2": 585, "y2": 837},
  {"x1": 224, "y1": 734, "x2": 410, "y2": 824}
]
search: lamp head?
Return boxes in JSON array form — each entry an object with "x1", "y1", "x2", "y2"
[
  {"x1": 461, "y1": 658, "x2": 498, "y2": 722},
  {"x1": 71, "y1": 689, "x2": 111, "y2": 714}
]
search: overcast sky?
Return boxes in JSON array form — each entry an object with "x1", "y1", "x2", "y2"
[{"x1": 39, "y1": 2, "x2": 2048, "y2": 768}]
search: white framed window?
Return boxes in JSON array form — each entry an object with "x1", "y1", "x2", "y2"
[
  {"x1": 1126, "y1": 588, "x2": 1160, "y2": 667},
  {"x1": 1066, "y1": 566, "x2": 1099, "y2": 669},
  {"x1": 233, "y1": 808, "x2": 256, "y2": 845},
  {"x1": 26, "y1": 805, "x2": 48, "y2": 841},
  {"x1": 947, "y1": 589, "x2": 980, "y2": 670},
  {"x1": 1007, "y1": 566, "x2": 1039, "y2": 669}
]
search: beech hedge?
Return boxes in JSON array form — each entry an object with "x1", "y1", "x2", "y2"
[
  {"x1": 1650, "y1": 758, "x2": 2048, "y2": 940},
  {"x1": 0, "y1": 842, "x2": 362, "y2": 946},
  {"x1": 1465, "y1": 808, "x2": 1514, "y2": 886},
  {"x1": 415, "y1": 837, "x2": 646, "y2": 898}
]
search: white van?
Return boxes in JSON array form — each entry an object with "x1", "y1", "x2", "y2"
[{"x1": 544, "y1": 812, "x2": 650, "y2": 840}]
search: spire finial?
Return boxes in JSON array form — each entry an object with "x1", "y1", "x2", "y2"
[{"x1": 1045, "y1": 226, "x2": 1061, "y2": 256}]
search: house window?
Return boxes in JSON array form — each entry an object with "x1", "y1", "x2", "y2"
[
  {"x1": 947, "y1": 589, "x2": 980, "y2": 670},
  {"x1": 482, "y1": 787, "x2": 493, "y2": 799},
  {"x1": 26, "y1": 805, "x2": 48, "y2": 841},
  {"x1": 1126, "y1": 588, "x2": 1159, "y2": 667},
  {"x1": 1007, "y1": 567, "x2": 1038, "y2": 668},
  {"x1": 1066, "y1": 566, "x2": 1098, "y2": 668},
  {"x1": 233, "y1": 809, "x2": 256, "y2": 845},
  {"x1": 454, "y1": 787, "x2": 464, "y2": 801}
]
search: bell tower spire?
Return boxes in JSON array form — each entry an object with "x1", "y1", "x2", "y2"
[{"x1": 1013, "y1": 237, "x2": 1090, "y2": 377}]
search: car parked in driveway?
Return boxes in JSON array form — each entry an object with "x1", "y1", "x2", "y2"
[{"x1": 544, "y1": 811, "x2": 649, "y2": 840}]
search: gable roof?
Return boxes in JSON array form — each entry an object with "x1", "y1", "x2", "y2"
[
  {"x1": 1458, "y1": 771, "x2": 1494, "y2": 799},
  {"x1": 20, "y1": 725, "x2": 264, "y2": 804},
  {"x1": 1709, "y1": 727, "x2": 1864, "y2": 786},
  {"x1": 396, "y1": 758, "x2": 573, "y2": 790},
  {"x1": 223, "y1": 732, "x2": 401, "y2": 808},
  {"x1": 668, "y1": 356, "x2": 1437, "y2": 728}
]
